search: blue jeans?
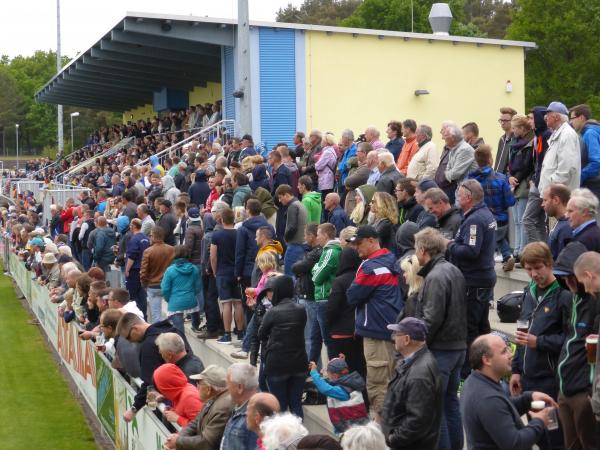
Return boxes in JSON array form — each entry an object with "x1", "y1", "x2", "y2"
[
  {"x1": 126, "y1": 269, "x2": 147, "y2": 321},
  {"x1": 146, "y1": 287, "x2": 164, "y2": 324},
  {"x1": 496, "y1": 223, "x2": 512, "y2": 261},
  {"x1": 512, "y1": 198, "x2": 528, "y2": 256},
  {"x1": 432, "y1": 349, "x2": 466, "y2": 450},
  {"x1": 300, "y1": 300, "x2": 334, "y2": 366},
  {"x1": 241, "y1": 314, "x2": 256, "y2": 353},
  {"x1": 267, "y1": 374, "x2": 306, "y2": 419},
  {"x1": 284, "y1": 243, "x2": 305, "y2": 277},
  {"x1": 80, "y1": 249, "x2": 92, "y2": 271},
  {"x1": 191, "y1": 264, "x2": 205, "y2": 329},
  {"x1": 169, "y1": 312, "x2": 184, "y2": 334}
]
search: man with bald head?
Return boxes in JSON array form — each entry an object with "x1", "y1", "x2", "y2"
[
  {"x1": 575, "y1": 251, "x2": 600, "y2": 294},
  {"x1": 246, "y1": 392, "x2": 281, "y2": 449},
  {"x1": 323, "y1": 193, "x2": 351, "y2": 236},
  {"x1": 461, "y1": 333, "x2": 557, "y2": 450}
]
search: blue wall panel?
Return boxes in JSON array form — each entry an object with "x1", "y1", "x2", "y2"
[
  {"x1": 259, "y1": 28, "x2": 296, "y2": 149},
  {"x1": 223, "y1": 46, "x2": 236, "y2": 124}
]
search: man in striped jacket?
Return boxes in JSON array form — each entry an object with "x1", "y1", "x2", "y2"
[{"x1": 347, "y1": 225, "x2": 404, "y2": 418}]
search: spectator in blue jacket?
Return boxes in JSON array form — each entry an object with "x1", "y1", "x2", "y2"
[
  {"x1": 468, "y1": 145, "x2": 516, "y2": 272},
  {"x1": 269, "y1": 150, "x2": 292, "y2": 197},
  {"x1": 323, "y1": 193, "x2": 351, "y2": 236},
  {"x1": 446, "y1": 179, "x2": 497, "y2": 380},
  {"x1": 125, "y1": 218, "x2": 150, "y2": 317},
  {"x1": 385, "y1": 121, "x2": 405, "y2": 161},
  {"x1": 161, "y1": 245, "x2": 201, "y2": 334},
  {"x1": 346, "y1": 225, "x2": 403, "y2": 418},
  {"x1": 188, "y1": 170, "x2": 210, "y2": 208},
  {"x1": 337, "y1": 129, "x2": 357, "y2": 187},
  {"x1": 570, "y1": 104, "x2": 600, "y2": 198},
  {"x1": 93, "y1": 216, "x2": 116, "y2": 273},
  {"x1": 542, "y1": 183, "x2": 572, "y2": 260}
]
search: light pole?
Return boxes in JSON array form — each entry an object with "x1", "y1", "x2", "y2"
[
  {"x1": 15, "y1": 124, "x2": 19, "y2": 172},
  {"x1": 70, "y1": 111, "x2": 79, "y2": 152}
]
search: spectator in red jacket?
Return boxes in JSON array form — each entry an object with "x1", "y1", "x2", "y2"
[
  {"x1": 153, "y1": 363, "x2": 204, "y2": 426},
  {"x1": 60, "y1": 198, "x2": 76, "y2": 234}
]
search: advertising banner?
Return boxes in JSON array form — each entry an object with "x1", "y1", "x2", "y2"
[{"x1": 96, "y1": 353, "x2": 116, "y2": 442}]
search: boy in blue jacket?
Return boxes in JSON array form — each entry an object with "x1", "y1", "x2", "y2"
[{"x1": 309, "y1": 356, "x2": 369, "y2": 434}]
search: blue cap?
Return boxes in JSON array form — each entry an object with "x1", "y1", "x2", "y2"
[
  {"x1": 542, "y1": 101, "x2": 569, "y2": 116},
  {"x1": 29, "y1": 237, "x2": 45, "y2": 247},
  {"x1": 387, "y1": 317, "x2": 428, "y2": 341},
  {"x1": 188, "y1": 207, "x2": 201, "y2": 221},
  {"x1": 417, "y1": 179, "x2": 438, "y2": 193},
  {"x1": 327, "y1": 357, "x2": 349, "y2": 374}
]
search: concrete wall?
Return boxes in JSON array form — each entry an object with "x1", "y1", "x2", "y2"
[{"x1": 304, "y1": 31, "x2": 526, "y2": 148}]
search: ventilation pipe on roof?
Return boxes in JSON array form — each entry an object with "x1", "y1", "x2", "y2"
[{"x1": 429, "y1": 3, "x2": 453, "y2": 36}]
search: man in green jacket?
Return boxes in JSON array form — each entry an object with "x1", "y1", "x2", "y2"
[
  {"x1": 298, "y1": 175, "x2": 322, "y2": 224},
  {"x1": 311, "y1": 223, "x2": 342, "y2": 362}
]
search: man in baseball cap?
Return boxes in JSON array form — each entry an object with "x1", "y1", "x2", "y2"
[
  {"x1": 541, "y1": 101, "x2": 569, "y2": 116},
  {"x1": 165, "y1": 365, "x2": 234, "y2": 449},
  {"x1": 381, "y1": 317, "x2": 443, "y2": 450}
]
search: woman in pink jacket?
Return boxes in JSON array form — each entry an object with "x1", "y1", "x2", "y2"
[{"x1": 315, "y1": 132, "x2": 338, "y2": 201}]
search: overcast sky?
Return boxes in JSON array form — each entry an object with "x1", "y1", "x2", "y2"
[{"x1": 0, "y1": 0, "x2": 303, "y2": 59}]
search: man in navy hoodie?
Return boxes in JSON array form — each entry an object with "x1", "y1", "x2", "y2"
[
  {"x1": 446, "y1": 179, "x2": 497, "y2": 379},
  {"x1": 347, "y1": 225, "x2": 403, "y2": 418},
  {"x1": 570, "y1": 104, "x2": 600, "y2": 198}
]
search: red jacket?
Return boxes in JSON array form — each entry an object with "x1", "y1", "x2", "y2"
[
  {"x1": 153, "y1": 363, "x2": 203, "y2": 426},
  {"x1": 60, "y1": 206, "x2": 75, "y2": 234}
]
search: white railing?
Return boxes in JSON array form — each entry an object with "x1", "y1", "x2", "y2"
[
  {"x1": 30, "y1": 144, "x2": 93, "y2": 179},
  {"x1": 40, "y1": 184, "x2": 92, "y2": 227},
  {"x1": 136, "y1": 120, "x2": 235, "y2": 169}
]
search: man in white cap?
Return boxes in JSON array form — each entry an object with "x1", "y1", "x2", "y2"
[{"x1": 164, "y1": 364, "x2": 235, "y2": 450}]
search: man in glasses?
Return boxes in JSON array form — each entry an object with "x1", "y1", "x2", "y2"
[
  {"x1": 495, "y1": 106, "x2": 517, "y2": 174},
  {"x1": 569, "y1": 104, "x2": 600, "y2": 199}
]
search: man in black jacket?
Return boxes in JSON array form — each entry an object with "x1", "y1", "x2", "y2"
[
  {"x1": 509, "y1": 241, "x2": 570, "y2": 450},
  {"x1": 291, "y1": 224, "x2": 322, "y2": 365},
  {"x1": 407, "y1": 227, "x2": 466, "y2": 450},
  {"x1": 382, "y1": 317, "x2": 442, "y2": 450},
  {"x1": 117, "y1": 312, "x2": 193, "y2": 423},
  {"x1": 422, "y1": 188, "x2": 463, "y2": 239},
  {"x1": 157, "y1": 199, "x2": 177, "y2": 246},
  {"x1": 395, "y1": 178, "x2": 423, "y2": 225}
]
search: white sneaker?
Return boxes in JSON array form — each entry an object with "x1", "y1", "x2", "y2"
[{"x1": 231, "y1": 350, "x2": 248, "y2": 359}]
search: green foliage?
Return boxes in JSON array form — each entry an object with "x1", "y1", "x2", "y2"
[
  {"x1": 339, "y1": 0, "x2": 488, "y2": 36},
  {"x1": 276, "y1": 0, "x2": 362, "y2": 25},
  {"x1": 0, "y1": 51, "x2": 120, "y2": 156},
  {"x1": 507, "y1": 0, "x2": 600, "y2": 109},
  {"x1": 464, "y1": 0, "x2": 515, "y2": 38}
]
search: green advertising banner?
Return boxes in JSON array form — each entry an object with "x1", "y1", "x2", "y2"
[{"x1": 96, "y1": 352, "x2": 116, "y2": 441}]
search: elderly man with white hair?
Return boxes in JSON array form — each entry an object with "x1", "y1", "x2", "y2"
[
  {"x1": 156, "y1": 332, "x2": 204, "y2": 381},
  {"x1": 567, "y1": 188, "x2": 600, "y2": 252},
  {"x1": 366, "y1": 150, "x2": 382, "y2": 186},
  {"x1": 341, "y1": 422, "x2": 388, "y2": 450},
  {"x1": 221, "y1": 363, "x2": 260, "y2": 450},
  {"x1": 375, "y1": 151, "x2": 403, "y2": 196},
  {"x1": 365, "y1": 126, "x2": 385, "y2": 150},
  {"x1": 434, "y1": 122, "x2": 477, "y2": 204},
  {"x1": 165, "y1": 365, "x2": 235, "y2": 450},
  {"x1": 260, "y1": 412, "x2": 309, "y2": 450}
]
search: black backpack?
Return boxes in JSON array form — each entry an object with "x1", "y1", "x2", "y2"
[{"x1": 497, "y1": 290, "x2": 525, "y2": 323}]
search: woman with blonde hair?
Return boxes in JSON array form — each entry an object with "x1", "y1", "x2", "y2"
[
  {"x1": 315, "y1": 132, "x2": 338, "y2": 200},
  {"x1": 399, "y1": 255, "x2": 423, "y2": 317},
  {"x1": 246, "y1": 154, "x2": 270, "y2": 191},
  {"x1": 339, "y1": 226, "x2": 357, "y2": 247},
  {"x1": 370, "y1": 191, "x2": 399, "y2": 254}
]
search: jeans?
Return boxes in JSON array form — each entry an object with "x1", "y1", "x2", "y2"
[
  {"x1": 126, "y1": 269, "x2": 147, "y2": 321},
  {"x1": 512, "y1": 198, "x2": 528, "y2": 256},
  {"x1": 301, "y1": 300, "x2": 335, "y2": 364},
  {"x1": 146, "y1": 287, "x2": 164, "y2": 324},
  {"x1": 169, "y1": 312, "x2": 184, "y2": 334},
  {"x1": 523, "y1": 186, "x2": 547, "y2": 244},
  {"x1": 80, "y1": 248, "x2": 92, "y2": 271},
  {"x1": 432, "y1": 349, "x2": 466, "y2": 450},
  {"x1": 266, "y1": 374, "x2": 306, "y2": 419},
  {"x1": 496, "y1": 223, "x2": 512, "y2": 261},
  {"x1": 284, "y1": 243, "x2": 305, "y2": 277},
  {"x1": 203, "y1": 274, "x2": 222, "y2": 333},
  {"x1": 299, "y1": 299, "x2": 318, "y2": 362},
  {"x1": 191, "y1": 264, "x2": 205, "y2": 329},
  {"x1": 241, "y1": 314, "x2": 256, "y2": 353},
  {"x1": 462, "y1": 287, "x2": 493, "y2": 379}
]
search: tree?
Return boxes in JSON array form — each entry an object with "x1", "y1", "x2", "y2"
[
  {"x1": 276, "y1": 0, "x2": 362, "y2": 25},
  {"x1": 464, "y1": 0, "x2": 515, "y2": 38},
  {"x1": 506, "y1": 0, "x2": 600, "y2": 110},
  {"x1": 340, "y1": 0, "x2": 486, "y2": 36}
]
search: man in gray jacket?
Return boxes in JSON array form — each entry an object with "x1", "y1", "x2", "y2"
[
  {"x1": 344, "y1": 142, "x2": 372, "y2": 214},
  {"x1": 409, "y1": 227, "x2": 467, "y2": 450},
  {"x1": 435, "y1": 122, "x2": 477, "y2": 204},
  {"x1": 275, "y1": 184, "x2": 308, "y2": 276}
]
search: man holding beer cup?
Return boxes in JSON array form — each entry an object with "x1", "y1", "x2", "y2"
[
  {"x1": 553, "y1": 242, "x2": 600, "y2": 450},
  {"x1": 509, "y1": 242, "x2": 571, "y2": 449}
]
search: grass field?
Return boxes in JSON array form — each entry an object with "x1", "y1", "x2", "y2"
[{"x1": 0, "y1": 267, "x2": 98, "y2": 450}]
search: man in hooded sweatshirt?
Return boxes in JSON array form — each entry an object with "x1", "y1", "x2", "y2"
[
  {"x1": 188, "y1": 170, "x2": 210, "y2": 208},
  {"x1": 153, "y1": 363, "x2": 203, "y2": 427},
  {"x1": 93, "y1": 216, "x2": 116, "y2": 273},
  {"x1": 298, "y1": 175, "x2": 322, "y2": 224},
  {"x1": 232, "y1": 172, "x2": 252, "y2": 209}
]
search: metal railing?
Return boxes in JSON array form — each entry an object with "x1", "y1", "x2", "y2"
[
  {"x1": 30, "y1": 144, "x2": 93, "y2": 179},
  {"x1": 41, "y1": 185, "x2": 91, "y2": 227},
  {"x1": 136, "y1": 120, "x2": 235, "y2": 169},
  {"x1": 15, "y1": 180, "x2": 46, "y2": 203},
  {"x1": 58, "y1": 137, "x2": 135, "y2": 181}
]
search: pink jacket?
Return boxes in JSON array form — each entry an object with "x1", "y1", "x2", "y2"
[{"x1": 315, "y1": 145, "x2": 337, "y2": 191}]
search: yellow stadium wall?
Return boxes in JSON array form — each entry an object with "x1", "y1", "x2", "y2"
[
  {"x1": 304, "y1": 31, "x2": 526, "y2": 151},
  {"x1": 122, "y1": 104, "x2": 155, "y2": 124},
  {"x1": 189, "y1": 82, "x2": 222, "y2": 106}
]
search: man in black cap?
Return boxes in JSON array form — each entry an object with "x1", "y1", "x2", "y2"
[
  {"x1": 382, "y1": 317, "x2": 442, "y2": 450},
  {"x1": 347, "y1": 225, "x2": 403, "y2": 418},
  {"x1": 553, "y1": 241, "x2": 600, "y2": 450}
]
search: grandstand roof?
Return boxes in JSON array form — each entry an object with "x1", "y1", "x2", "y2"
[{"x1": 35, "y1": 11, "x2": 536, "y2": 112}]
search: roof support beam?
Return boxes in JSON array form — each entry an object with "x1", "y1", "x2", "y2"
[
  {"x1": 99, "y1": 39, "x2": 219, "y2": 66},
  {"x1": 89, "y1": 48, "x2": 216, "y2": 73},
  {"x1": 123, "y1": 17, "x2": 235, "y2": 47},
  {"x1": 65, "y1": 70, "x2": 196, "y2": 91},
  {"x1": 110, "y1": 29, "x2": 221, "y2": 57},
  {"x1": 52, "y1": 78, "x2": 152, "y2": 96}
]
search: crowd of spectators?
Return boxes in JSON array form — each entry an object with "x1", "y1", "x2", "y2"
[{"x1": 5, "y1": 99, "x2": 600, "y2": 449}]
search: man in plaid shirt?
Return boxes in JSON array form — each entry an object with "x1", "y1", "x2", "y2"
[{"x1": 468, "y1": 145, "x2": 516, "y2": 271}]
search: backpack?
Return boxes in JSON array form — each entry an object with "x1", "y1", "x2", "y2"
[{"x1": 496, "y1": 290, "x2": 525, "y2": 323}]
